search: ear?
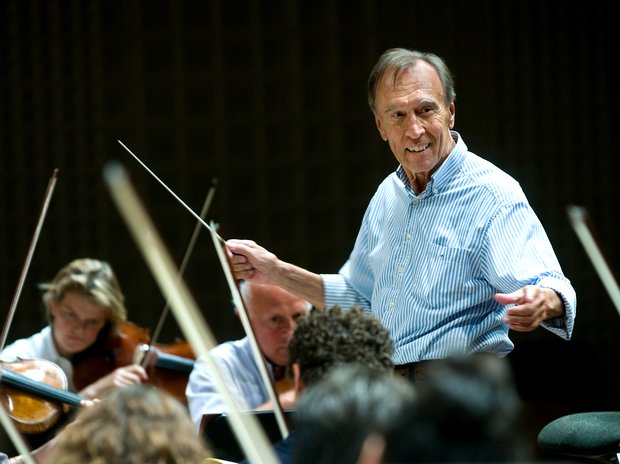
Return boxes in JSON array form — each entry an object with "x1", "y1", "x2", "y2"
[
  {"x1": 292, "y1": 363, "x2": 304, "y2": 400},
  {"x1": 49, "y1": 299, "x2": 59, "y2": 316},
  {"x1": 375, "y1": 114, "x2": 388, "y2": 141},
  {"x1": 448, "y1": 102, "x2": 456, "y2": 129}
]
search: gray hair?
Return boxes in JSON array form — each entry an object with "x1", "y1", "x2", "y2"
[{"x1": 367, "y1": 48, "x2": 456, "y2": 113}]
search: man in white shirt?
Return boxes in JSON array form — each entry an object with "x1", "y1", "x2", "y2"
[{"x1": 185, "y1": 281, "x2": 310, "y2": 427}]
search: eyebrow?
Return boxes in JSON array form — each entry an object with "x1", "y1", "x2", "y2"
[{"x1": 63, "y1": 305, "x2": 104, "y2": 323}]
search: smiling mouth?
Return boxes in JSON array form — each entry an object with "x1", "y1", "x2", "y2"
[{"x1": 406, "y1": 143, "x2": 430, "y2": 153}]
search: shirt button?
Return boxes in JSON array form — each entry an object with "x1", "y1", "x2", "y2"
[{"x1": 406, "y1": 234, "x2": 412, "y2": 240}]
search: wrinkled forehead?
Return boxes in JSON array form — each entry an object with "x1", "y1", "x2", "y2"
[
  {"x1": 377, "y1": 62, "x2": 445, "y2": 104},
  {"x1": 246, "y1": 286, "x2": 309, "y2": 316}
]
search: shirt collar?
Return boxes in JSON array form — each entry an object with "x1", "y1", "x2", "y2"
[{"x1": 396, "y1": 131, "x2": 467, "y2": 197}]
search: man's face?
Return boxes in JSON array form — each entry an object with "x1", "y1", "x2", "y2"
[
  {"x1": 374, "y1": 61, "x2": 455, "y2": 192},
  {"x1": 246, "y1": 285, "x2": 309, "y2": 367}
]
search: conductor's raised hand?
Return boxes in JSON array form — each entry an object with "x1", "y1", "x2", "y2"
[{"x1": 225, "y1": 239, "x2": 279, "y2": 284}]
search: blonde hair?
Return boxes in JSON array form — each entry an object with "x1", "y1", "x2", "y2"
[
  {"x1": 41, "y1": 258, "x2": 127, "y2": 333},
  {"x1": 48, "y1": 385, "x2": 210, "y2": 463}
]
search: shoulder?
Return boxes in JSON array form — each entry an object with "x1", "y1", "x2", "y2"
[
  {"x1": 0, "y1": 326, "x2": 51, "y2": 361},
  {"x1": 457, "y1": 151, "x2": 526, "y2": 206},
  {"x1": 195, "y1": 337, "x2": 255, "y2": 372},
  {"x1": 210, "y1": 337, "x2": 252, "y2": 358}
]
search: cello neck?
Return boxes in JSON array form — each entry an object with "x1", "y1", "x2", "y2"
[
  {"x1": 133, "y1": 343, "x2": 194, "y2": 374},
  {"x1": 153, "y1": 351, "x2": 194, "y2": 373},
  {"x1": 0, "y1": 367, "x2": 83, "y2": 408}
]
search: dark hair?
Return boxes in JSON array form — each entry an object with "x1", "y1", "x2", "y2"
[
  {"x1": 294, "y1": 363, "x2": 416, "y2": 464},
  {"x1": 287, "y1": 306, "x2": 394, "y2": 387},
  {"x1": 383, "y1": 353, "x2": 532, "y2": 463}
]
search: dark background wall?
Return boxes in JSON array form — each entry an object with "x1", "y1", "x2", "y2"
[{"x1": 1, "y1": 0, "x2": 618, "y2": 458}]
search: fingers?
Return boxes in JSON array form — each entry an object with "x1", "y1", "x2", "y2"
[
  {"x1": 113, "y1": 365, "x2": 148, "y2": 387},
  {"x1": 495, "y1": 285, "x2": 537, "y2": 306},
  {"x1": 499, "y1": 286, "x2": 547, "y2": 331},
  {"x1": 225, "y1": 239, "x2": 257, "y2": 256}
]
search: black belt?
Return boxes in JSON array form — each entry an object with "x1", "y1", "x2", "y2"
[{"x1": 394, "y1": 361, "x2": 428, "y2": 381}]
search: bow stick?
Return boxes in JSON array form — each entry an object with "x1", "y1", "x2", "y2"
[
  {"x1": 0, "y1": 169, "x2": 59, "y2": 464},
  {"x1": 567, "y1": 205, "x2": 620, "y2": 316},
  {"x1": 0, "y1": 169, "x2": 59, "y2": 351},
  {"x1": 103, "y1": 162, "x2": 279, "y2": 464},
  {"x1": 0, "y1": 406, "x2": 36, "y2": 464},
  {"x1": 140, "y1": 178, "x2": 218, "y2": 368},
  {"x1": 208, "y1": 219, "x2": 289, "y2": 438},
  {"x1": 117, "y1": 140, "x2": 289, "y2": 437}
]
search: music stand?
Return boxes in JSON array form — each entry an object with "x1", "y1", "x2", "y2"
[{"x1": 202, "y1": 410, "x2": 294, "y2": 462}]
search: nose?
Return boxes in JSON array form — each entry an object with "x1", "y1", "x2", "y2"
[
  {"x1": 404, "y1": 113, "x2": 424, "y2": 138},
  {"x1": 71, "y1": 319, "x2": 91, "y2": 334},
  {"x1": 281, "y1": 318, "x2": 297, "y2": 337}
]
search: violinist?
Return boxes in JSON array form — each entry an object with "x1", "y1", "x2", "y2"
[
  {"x1": 0, "y1": 258, "x2": 147, "y2": 400},
  {"x1": 186, "y1": 281, "x2": 310, "y2": 427}
]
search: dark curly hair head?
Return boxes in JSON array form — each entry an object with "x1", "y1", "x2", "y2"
[{"x1": 287, "y1": 306, "x2": 394, "y2": 387}]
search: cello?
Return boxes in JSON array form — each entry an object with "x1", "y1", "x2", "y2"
[
  {"x1": 0, "y1": 169, "x2": 82, "y2": 461},
  {"x1": 0, "y1": 359, "x2": 83, "y2": 434},
  {"x1": 69, "y1": 320, "x2": 196, "y2": 405},
  {"x1": 0, "y1": 169, "x2": 82, "y2": 437}
]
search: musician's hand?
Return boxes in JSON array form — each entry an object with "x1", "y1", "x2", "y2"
[
  {"x1": 277, "y1": 388, "x2": 297, "y2": 410},
  {"x1": 496, "y1": 285, "x2": 564, "y2": 332},
  {"x1": 79, "y1": 364, "x2": 148, "y2": 400}
]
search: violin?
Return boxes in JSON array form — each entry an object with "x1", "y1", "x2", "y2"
[
  {"x1": 71, "y1": 321, "x2": 196, "y2": 404},
  {"x1": 0, "y1": 358, "x2": 83, "y2": 434}
]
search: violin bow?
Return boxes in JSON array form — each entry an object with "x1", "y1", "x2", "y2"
[
  {"x1": 103, "y1": 162, "x2": 280, "y2": 464},
  {"x1": 0, "y1": 169, "x2": 59, "y2": 351},
  {"x1": 0, "y1": 406, "x2": 36, "y2": 464},
  {"x1": 140, "y1": 178, "x2": 218, "y2": 368},
  {"x1": 0, "y1": 169, "x2": 59, "y2": 464},
  {"x1": 567, "y1": 205, "x2": 620, "y2": 316},
  {"x1": 117, "y1": 140, "x2": 289, "y2": 437}
]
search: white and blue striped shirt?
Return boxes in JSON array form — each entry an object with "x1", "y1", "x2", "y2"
[{"x1": 323, "y1": 132, "x2": 576, "y2": 365}]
